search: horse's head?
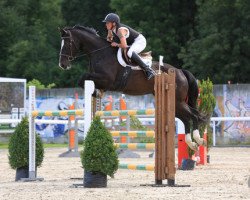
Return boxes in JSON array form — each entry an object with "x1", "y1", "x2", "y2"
[
  {"x1": 59, "y1": 25, "x2": 113, "y2": 71},
  {"x1": 58, "y1": 28, "x2": 79, "y2": 70}
]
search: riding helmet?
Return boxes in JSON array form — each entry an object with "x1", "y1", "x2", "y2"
[{"x1": 102, "y1": 13, "x2": 120, "y2": 23}]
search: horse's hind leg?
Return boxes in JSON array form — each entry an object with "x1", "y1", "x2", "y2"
[
  {"x1": 176, "y1": 103, "x2": 198, "y2": 151},
  {"x1": 185, "y1": 93, "x2": 207, "y2": 147},
  {"x1": 188, "y1": 108, "x2": 207, "y2": 146}
]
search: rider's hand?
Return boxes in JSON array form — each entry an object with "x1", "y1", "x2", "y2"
[{"x1": 111, "y1": 42, "x2": 119, "y2": 47}]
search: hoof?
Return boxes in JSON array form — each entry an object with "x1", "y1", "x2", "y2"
[{"x1": 93, "y1": 89, "x2": 104, "y2": 98}]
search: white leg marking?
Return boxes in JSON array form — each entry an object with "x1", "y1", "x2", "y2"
[
  {"x1": 193, "y1": 129, "x2": 205, "y2": 146},
  {"x1": 185, "y1": 133, "x2": 198, "y2": 151}
]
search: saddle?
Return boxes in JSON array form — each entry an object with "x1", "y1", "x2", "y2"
[
  {"x1": 117, "y1": 47, "x2": 153, "y2": 70},
  {"x1": 114, "y1": 47, "x2": 153, "y2": 91}
]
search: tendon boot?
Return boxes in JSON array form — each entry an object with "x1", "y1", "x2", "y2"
[
  {"x1": 193, "y1": 129, "x2": 207, "y2": 146},
  {"x1": 131, "y1": 52, "x2": 155, "y2": 80},
  {"x1": 185, "y1": 133, "x2": 198, "y2": 151}
]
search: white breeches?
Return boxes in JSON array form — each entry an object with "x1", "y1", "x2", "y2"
[{"x1": 127, "y1": 34, "x2": 146, "y2": 58}]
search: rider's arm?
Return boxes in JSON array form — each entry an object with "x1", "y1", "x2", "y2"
[
  {"x1": 111, "y1": 28, "x2": 128, "y2": 49},
  {"x1": 117, "y1": 28, "x2": 128, "y2": 49}
]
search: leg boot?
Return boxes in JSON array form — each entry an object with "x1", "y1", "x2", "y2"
[{"x1": 131, "y1": 52, "x2": 155, "y2": 80}]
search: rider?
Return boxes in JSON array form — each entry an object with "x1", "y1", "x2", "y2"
[{"x1": 103, "y1": 13, "x2": 155, "y2": 80}]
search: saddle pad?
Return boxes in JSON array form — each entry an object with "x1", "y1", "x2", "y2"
[{"x1": 117, "y1": 48, "x2": 153, "y2": 70}]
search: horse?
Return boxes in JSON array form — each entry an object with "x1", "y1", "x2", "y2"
[{"x1": 58, "y1": 25, "x2": 208, "y2": 150}]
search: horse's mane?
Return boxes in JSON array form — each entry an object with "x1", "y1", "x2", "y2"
[
  {"x1": 63, "y1": 25, "x2": 109, "y2": 44},
  {"x1": 73, "y1": 25, "x2": 100, "y2": 37}
]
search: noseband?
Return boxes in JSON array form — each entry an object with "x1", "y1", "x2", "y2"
[{"x1": 59, "y1": 30, "x2": 110, "y2": 61}]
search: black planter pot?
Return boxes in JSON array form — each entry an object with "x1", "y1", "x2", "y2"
[
  {"x1": 180, "y1": 159, "x2": 196, "y2": 170},
  {"x1": 83, "y1": 171, "x2": 107, "y2": 188},
  {"x1": 15, "y1": 167, "x2": 29, "y2": 181}
]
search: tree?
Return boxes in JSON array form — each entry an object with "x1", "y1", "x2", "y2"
[
  {"x1": 0, "y1": 0, "x2": 26, "y2": 76},
  {"x1": 111, "y1": 0, "x2": 197, "y2": 67},
  {"x1": 0, "y1": 0, "x2": 72, "y2": 87},
  {"x1": 61, "y1": 0, "x2": 113, "y2": 37},
  {"x1": 179, "y1": 0, "x2": 250, "y2": 84}
]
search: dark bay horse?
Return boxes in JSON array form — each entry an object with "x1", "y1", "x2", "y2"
[{"x1": 58, "y1": 25, "x2": 208, "y2": 150}]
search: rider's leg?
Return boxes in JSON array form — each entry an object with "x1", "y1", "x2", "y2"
[
  {"x1": 127, "y1": 35, "x2": 155, "y2": 80},
  {"x1": 130, "y1": 52, "x2": 155, "y2": 80}
]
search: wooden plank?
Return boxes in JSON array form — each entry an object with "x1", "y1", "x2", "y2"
[
  {"x1": 166, "y1": 69, "x2": 176, "y2": 181},
  {"x1": 154, "y1": 72, "x2": 176, "y2": 184},
  {"x1": 161, "y1": 74, "x2": 167, "y2": 179}
]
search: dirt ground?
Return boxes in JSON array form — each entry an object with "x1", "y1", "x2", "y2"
[{"x1": 0, "y1": 147, "x2": 249, "y2": 200}]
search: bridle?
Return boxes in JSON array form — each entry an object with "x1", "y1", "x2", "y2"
[
  {"x1": 59, "y1": 30, "x2": 110, "y2": 61},
  {"x1": 59, "y1": 31, "x2": 76, "y2": 61}
]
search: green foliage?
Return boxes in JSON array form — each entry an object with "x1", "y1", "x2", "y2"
[
  {"x1": 179, "y1": 0, "x2": 250, "y2": 83},
  {"x1": 8, "y1": 117, "x2": 44, "y2": 169},
  {"x1": 130, "y1": 116, "x2": 147, "y2": 131},
  {"x1": 137, "y1": 137, "x2": 155, "y2": 143},
  {"x1": 81, "y1": 117, "x2": 119, "y2": 178},
  {"x1": 111, "y1": 0, "x2": 197, "y2": 66},
  {"x1": 61, "y1": 0, "x2": 113, "y2": 37},
  {"x1": 1, "y1": 0, "x2": 250, "y2": 86},
  {"x1": 188, "y1": 78, "x2": 216, "y2": 156},
  {"x1": 27, "y1": 79, "x2": 56, "y2": 89},
  {"x1": 198, "y1": 78, "x2": 216, "y2": 116},
  {"x1": 0, "y1": 0, "x2": 65, "y2": 87},
  {"x1": 120, "y1": 116, "x2": 147, "y2": 131},
  {"x1": 120, "y1": 116, "x2": 153, "y2": 143},
  {"x1": 198, "y1": 78, "x2": 216, "y2": 150}
]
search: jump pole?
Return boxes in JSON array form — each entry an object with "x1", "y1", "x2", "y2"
[
  {"x1": 24, "y1": 81, "x2": 95, "y2": 181},
  {"x1": 20, "y1": 86, "x2": 43, "y2": 181},
  {"x1": 84, "y1": 81, "x2": 95, "y2": 138}
]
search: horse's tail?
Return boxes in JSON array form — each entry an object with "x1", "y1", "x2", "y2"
[{"x1": 181, "y1": 69, "x2": 209, "y2": 126}]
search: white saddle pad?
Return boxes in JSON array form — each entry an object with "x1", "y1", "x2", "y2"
[{"x1": 117, "y1": 48, "x2": 153, "y2": 70}]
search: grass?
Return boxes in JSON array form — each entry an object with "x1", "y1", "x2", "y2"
[
  {"x1": 0, "y1": 143, "x2": 69, "y2": 149},
  {"x1": 0, "y1": 143, "x2": 8, "y2": 149},
  {"x1": 43, "y1": 143, "x2": 68, "y2": 148}
]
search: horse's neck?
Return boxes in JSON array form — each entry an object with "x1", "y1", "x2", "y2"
[
  {"x1": 76, "y1": 31, "x2": 107, "y2": 53},
  {"x1": 89, "y1": 43, "x2": 121, "y2": 76},
  {"x1": 74, "y1": 29, "x2": 121, "y2": 75}
]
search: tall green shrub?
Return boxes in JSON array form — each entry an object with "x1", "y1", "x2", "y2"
[
  {"x1": 81, "y1": 116, "x2": 119, "y2": 178},
  {"x1": 188, "y1": 78, "x2": 216, "y2": 156},
  {"x1": 198, "y1": 78, "x2": 216, "y2": 150},
  {"x1": 8, "y1": 117, "x2": 44, "y2": 169}
]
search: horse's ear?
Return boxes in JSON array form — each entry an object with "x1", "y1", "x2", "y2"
[{"x1": 58, "y1": 27, "x2": 67, "y2": 36}]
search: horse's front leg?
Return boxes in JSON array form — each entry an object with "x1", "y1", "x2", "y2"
[
  {"x1": 78, "y1": 73, "x2": 91, "y2": 88},
  {"x1": 78, "y1": 72, "x2": 112, "y2": 98},
  {"x1": 78, "y1": 72, "x2": 111, "y2": 88}
]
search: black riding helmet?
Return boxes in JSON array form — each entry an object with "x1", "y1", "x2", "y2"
[{"x1": 102, "y1": 13, "x2": 120, "y2": 23}]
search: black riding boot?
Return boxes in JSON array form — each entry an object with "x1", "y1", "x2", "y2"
[{"x1": 131, "y1": 52, "x2": 155, "y2": 80}]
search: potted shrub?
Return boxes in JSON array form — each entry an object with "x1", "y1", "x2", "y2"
[
  {"x1": 8, "y1": 117, "x2": 44, "y2": 181},
  {"x1": 182, "y1": 78, "x2": 215, "y2": 169},
  {"x1": 81, "y1": 116, "x2": 119, "y2": 188}
]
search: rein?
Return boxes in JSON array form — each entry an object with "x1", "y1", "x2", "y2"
[{"x1": 59, "y1": 30, "x2": 110, "y2": 61}]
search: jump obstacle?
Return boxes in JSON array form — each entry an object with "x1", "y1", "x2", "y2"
[
  {"x1": 26, "y1": 70, "x2": 202, "y2": 186},
  {"x1": 24, "y1": 81, "x2": 94, "y2": 181},
  {"x1": 94, "y1": 70, "x2": 177, "y2": 186}
]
